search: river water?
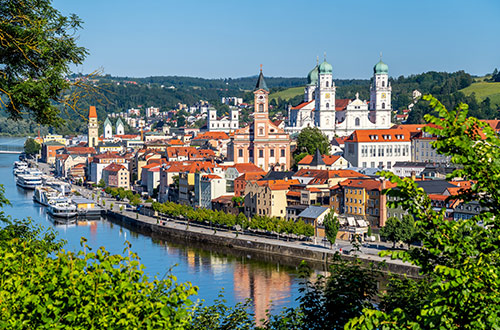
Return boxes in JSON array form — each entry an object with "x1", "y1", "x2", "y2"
[{"x1": 0, "y1": 137, "x2": 302, "y2": 320}]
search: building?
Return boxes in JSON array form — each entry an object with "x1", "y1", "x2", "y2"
[
  {"x1": 41, "y1": 141, "x2": 65, "y2": 164},
  {"x1": 286, "y1": 57, "x2": 392, "y2": 139},
  {"x1": 88, "y1": 106, "x2": 99, "y2": 148},
  {"x1": 102, "y1": 163, "x2": 130, "y2": 189},
  {"x1": 411, "y1": 129, "x2": 451, "y2": 163},
  {"x1": 297, "y1": 206, "x2": 331, "y2": 238},
  {"x1": 297, "y1": 149, "x2": 349, "y2": 170},
  {"x1": 89, "y1": 153, "x2": 129, "y2": 184},
  {"x1": 344, "y1": 128, "x2": 412, "y2": 169},
  {"x1": 228, "y1": 68, "x2": 291, "y2": 172},
  {"x1": 207, "y1": 107, "x2": 239, "y2": 132},
  {"x1": 243, "y1": 179, "x2": 299, "y2": 218},
  {"x1": 391, "y1": 162, "x2": 428, "y2": 177}
]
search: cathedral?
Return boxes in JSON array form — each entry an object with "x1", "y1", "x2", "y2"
[{"x1": 286, "y1": 57, "x2": 392, "y2": 139}]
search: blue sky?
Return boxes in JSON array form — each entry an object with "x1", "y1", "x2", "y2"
[{"x1": 54, "y1": 0, "x2": 500, "y2": 79}]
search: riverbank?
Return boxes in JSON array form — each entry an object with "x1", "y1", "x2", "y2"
[{"x1": 104, "y1": 208, "x2": 419, "y2": 277}]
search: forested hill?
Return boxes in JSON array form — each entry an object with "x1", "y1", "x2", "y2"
[{"x1": 1, "y1": 70, "x2": 498, "y2": 136}]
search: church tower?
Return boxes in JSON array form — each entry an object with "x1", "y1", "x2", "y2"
[
  {"x1": 314, "y1": 56, "x2": 336, "y2": 129},
  {"x1": 116, "y1": 117, "x2": 125, "y2": 135},
  {"x1": 369, "y1": 56, "x2": 392, "y2": 128},
  {"x1": 103, "y1": 117, "x2": 113, "y2": 139},
  {"x1": 304, "y1": 61, "x2": 318, "y2": 102},
  {"x1": 88, "y1": 106, "x2": 98, "y2": 148}
]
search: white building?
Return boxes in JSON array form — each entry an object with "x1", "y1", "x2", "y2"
[
  {"x1": 207, "y1": 107, "x2": 239, "y2": 132},
  {"x1": 344, "y1": 128, "x2": 411, "y2": 169},
  {"x1": 391, "y1": 162, "x2": 428, "y2": 177},
  {"x1": 104, "y1": 117, "x2": 125, "y2": 139},
  {"x1": 221, "y1": 97, "x2": 243, "y2": 106},
  {"x1": 286, "y1": 56, "x2": 392, "y2": 139},
  {"x1": 127, "y1": 108, "x2": 141, "y2": 117},
  {"x1": 146, "y1": 107, "x2": 160, "y2": 117}
]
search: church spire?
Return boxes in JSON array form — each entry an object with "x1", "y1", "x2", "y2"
[{"x1": 254, "y1": 65, "x2": 268, "y2": 91}]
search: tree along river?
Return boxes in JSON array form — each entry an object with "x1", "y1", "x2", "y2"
[{"x1": 0, "y1": 137, "x2": 304, "y2": 321}]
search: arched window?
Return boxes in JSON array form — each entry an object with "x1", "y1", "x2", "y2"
[
  {"x1": 326, "y1": 103, "x2": 329, "y2": 109},
  {"x1": 259, "y1": 104, "x2": 264, "y2": 112},
  {"x1": 355, "y1": 117, "x2": 360, "y2": 126},
  {"x1": 382, "y1": 81, "x2": 385, "y2": 87},
  {"x1": 382, "y1": 103, "x2": 385, "y2": 109},
  {"x1": 326, "y1": 81, "x2": 329, "y2": 87}
]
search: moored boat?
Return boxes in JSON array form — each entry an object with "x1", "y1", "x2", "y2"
[{"x1": 47, "y1": 200, "x2": 77, "y2": 218}]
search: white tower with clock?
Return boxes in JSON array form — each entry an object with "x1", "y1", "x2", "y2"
[
  {"x1": 369, "y1": 57, "x2": 392, "y2": 128},
  {"x1": 314, "y1": 57, "x2": 336, "y2": 129}
]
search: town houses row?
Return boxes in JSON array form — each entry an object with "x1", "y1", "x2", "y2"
[{"x1": 34, "y1": 70, "x2": 496, "y2": 238}]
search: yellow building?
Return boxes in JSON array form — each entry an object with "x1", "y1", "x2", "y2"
[{"x1": 244, "y1": 179, "x2": 299, "y2": 218}]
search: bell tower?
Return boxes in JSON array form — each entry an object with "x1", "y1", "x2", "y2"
[{"x1": 88, "y1": 106, "x2": 98, "y2": 148}]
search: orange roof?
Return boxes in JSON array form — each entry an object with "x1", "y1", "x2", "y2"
[
  {"x1": 335, "y1": 99, "x2": 351, "y2": 111},
  {"x1": 291, "y1": 100, "x2": 314, "y2": 110},
  {"x1": 340, "y1": 178, "x2": 397, "y2": 191},
  {"x1": 346, "y1": 128, "x2": 411, "y2": 143},
  {"x1": 231, "y1": 163, "x2": 264, "y2": 173},
  {"x1": 484, "y1": 120, "x2": 500, "y2": 131},
  {"x1": 202, "y1": 174, "x2": 221, "y2": 180},
  {"x1": 192, "y1": 131, "x2": 230, "y2": 140},
  {"x1": 114, "y1": 134, "x2": 141, "y2": 139},
  {"x1": 392, "y1": 124, "x2": 426, "y2": 134},
  {"x1": 168, "y1": 139, "x2": 185, "y2": 145},
  {"x1": 235, "y1": 172, "x2": 265, "y2": 181},
  {"x1": 89, "y1": 106, "x2": 97, "y2": 119},
  {"x1": 103, "y1": 163, "x2": 126, "y2": 173},
  {"x1": 65, "y1": 146, "x2": 96, "y2": 155},
  {"x1": 298, "y1": 154, "x2": 342, "y2": 166},
  {"x1": 286, "y1": 191, "x2": 301, "y2": 197}
]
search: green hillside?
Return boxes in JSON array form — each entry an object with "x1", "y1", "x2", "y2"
[
  {"x1": 269, "y1": 86, "x2": 303, "y2": 102},
  {"x1": 460, "y1": 81, "x2": 500, "y2": 107}
]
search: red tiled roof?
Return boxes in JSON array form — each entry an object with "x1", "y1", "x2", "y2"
[
  {"x1": 235, "y1": 172, "x2": 265, "y2": 181},
  {"x1": 291, "y1": 100, "x2": 314, "y2": 110},
  {"x1": 65, "y1": 146, "x2": 96, "y2": 155},
  {"x1": 103, "y1": 163, "x2": 126, "y2": 173},
  {"x1": 346, "y1": 128, "x2": 411, "y2": 143},
  {"x1": 231, "y1": 163, "x2": 264, "y2": 173},
  {"x1": 298, "y1": 154, "x2": 342, "y2": 166},
  {"x1": 335, "y1": 99, "x2": 351, "y2": 111},
  {"x1": 192, "y1": 131, "x2": 229, "y2": 140},
  {"x1": 339, "y1": 178, "x2": 397, "y2": 191}
]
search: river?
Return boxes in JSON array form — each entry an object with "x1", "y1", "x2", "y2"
[{"x1": 0, "y1": 137, "x2": 303, "y2": 321}]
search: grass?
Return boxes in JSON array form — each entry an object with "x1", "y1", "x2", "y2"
[
  {"x1": 460, "y1": 81, "x2": 500, "y2": 107},
  {"x1": 269, "y1": 86, "x2": 303, "y2": 102}
]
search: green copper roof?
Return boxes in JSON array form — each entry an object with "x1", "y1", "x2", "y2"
[
  {"x1": 319, "y1": 60, "x2": 333, "y2": 74},
  {"x1": 307, "y1": 65, "x2": 319, "y2": 85},
  {"x1": 116, "y1": 117, "x2": 124, "y2": 127},
  {"x1": 104, "y1": 117, "x2": 112, "y2": 127},
  {"x1": 374, "y1": 59, "x2": 389, "y2": 75},
  {"x1": 254, "y1": 70, "x2": 268, "y2": 91}
]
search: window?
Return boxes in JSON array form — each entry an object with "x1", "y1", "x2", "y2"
[
  {"x1": 259, "y1": 104, "x2": 264, "y2": 112},
  {"x1": 270, "y1": 149, "x2": 274, "y2": 157},
  {"x1": 382, "y1": 103, "x2": 385, "y2": 109},
  {"x1": 259, "y1": 128, "x2": 264, "y2": 135},
  {"x1": 259, "y1": 150, "x2": 263, "y2": 158},
  {"x1": 382, "y1": 81, "x2": 385, "y2": 87},
  {"x1": 281, "y1": 149, "x2": 285, "y2": 157},
  {"x1": 326, "y1": 102, "x2": 329, "y2": 109},
  {"x1": 326, "y1": 81, "x2": 329, "y2": 87},
  {"x1": 238, "y1": 149, "x2": 243, "y2": 157},
  {"x1": 355, "y1": 117, "x2": 360, "y2": 126}
]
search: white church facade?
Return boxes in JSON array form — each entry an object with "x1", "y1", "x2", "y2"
[
  {"x1": 286, "y1": 57, "x2": 392, "y2": 139},
  {"x1": 103, "y1": 117, "x2": 125, "y2": 139}
]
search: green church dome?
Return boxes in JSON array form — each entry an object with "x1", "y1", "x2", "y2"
[
  {"x1": 318, "y1": 60, "x2": 333, "y2": 74},
  {"x1": 307, "y1": 65, "x2": 319, "y2": 85},
  {"x1": 374, "y1": 59, "x2": 389, "y2": 75}
]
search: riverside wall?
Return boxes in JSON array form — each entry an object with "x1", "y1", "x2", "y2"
[{"x1": 106, "y1": 210, "x2": 420, "y2": 278}]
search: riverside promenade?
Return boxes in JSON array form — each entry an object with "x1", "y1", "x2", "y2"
[{"x1": 71, "y1": 184, "x2": 420, "y2": 277}]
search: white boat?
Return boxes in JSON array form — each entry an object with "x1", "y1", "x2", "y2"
[
  {"x1": 47, "y1": 200, "x2": 77, "y2": 218},
  {"x1": 33, "y1": 186, "x2": 61, "y2": 206},
  {"x1": 16, "y1": 174, "x2": 43, "y2": 189},
  {"x1": 13, "y1": 161, "x2": 28, "y2": 175}
]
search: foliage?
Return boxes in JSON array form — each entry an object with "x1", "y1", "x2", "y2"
[
  {"x1": 347, "y1": 95, "x2": 500, "y2": 329},
  {"x1": 23, "y1": 137, "x2": 40, "y2": 155},
  {"x1": 97, "y1": 178, "x2": 105, "y2": 188},
  {"x1": 380, "y1": 215, "x2": 417, "y2": 248},
  {"x1": 323, "y1": 211, "x2": 339, "y2": 246},
  {"x1": 263, "y1": 259, "x2": 380, "y2": 330},
  {"x1": 189, "y1": 294, "x2": 255, "y2": 330},
  {"x1": 152, "y1": 201, "x2": 314, "y2": 237},
  {"x1": 0, "y1": 0, "x2": 87, "y2": 126},
  {"x1": 295, "y1": 127, "x2": 330, "y2": 155}
]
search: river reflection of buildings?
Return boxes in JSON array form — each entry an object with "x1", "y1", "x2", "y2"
[{"x1": 234, "y1": 263, "x2": 292, "y2": 322}]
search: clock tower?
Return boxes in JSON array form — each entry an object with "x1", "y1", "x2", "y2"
[
  {"x1": 370, "y1": 56, "x2": 392, "y2": 128},
  {"x1": 315, "y1": 56, "x2": 336, "y2": 130},
  {"x1": 88, "y1": 106, "x2": 99, "y2": 148}
]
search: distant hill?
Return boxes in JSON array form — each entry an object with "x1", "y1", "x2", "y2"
[
  {"x1": 269, "y1": 87, "x2": 304, "y2": 102},
  {"x1": 460, "y1": 81, "x2": 500, "y2": 107}
]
